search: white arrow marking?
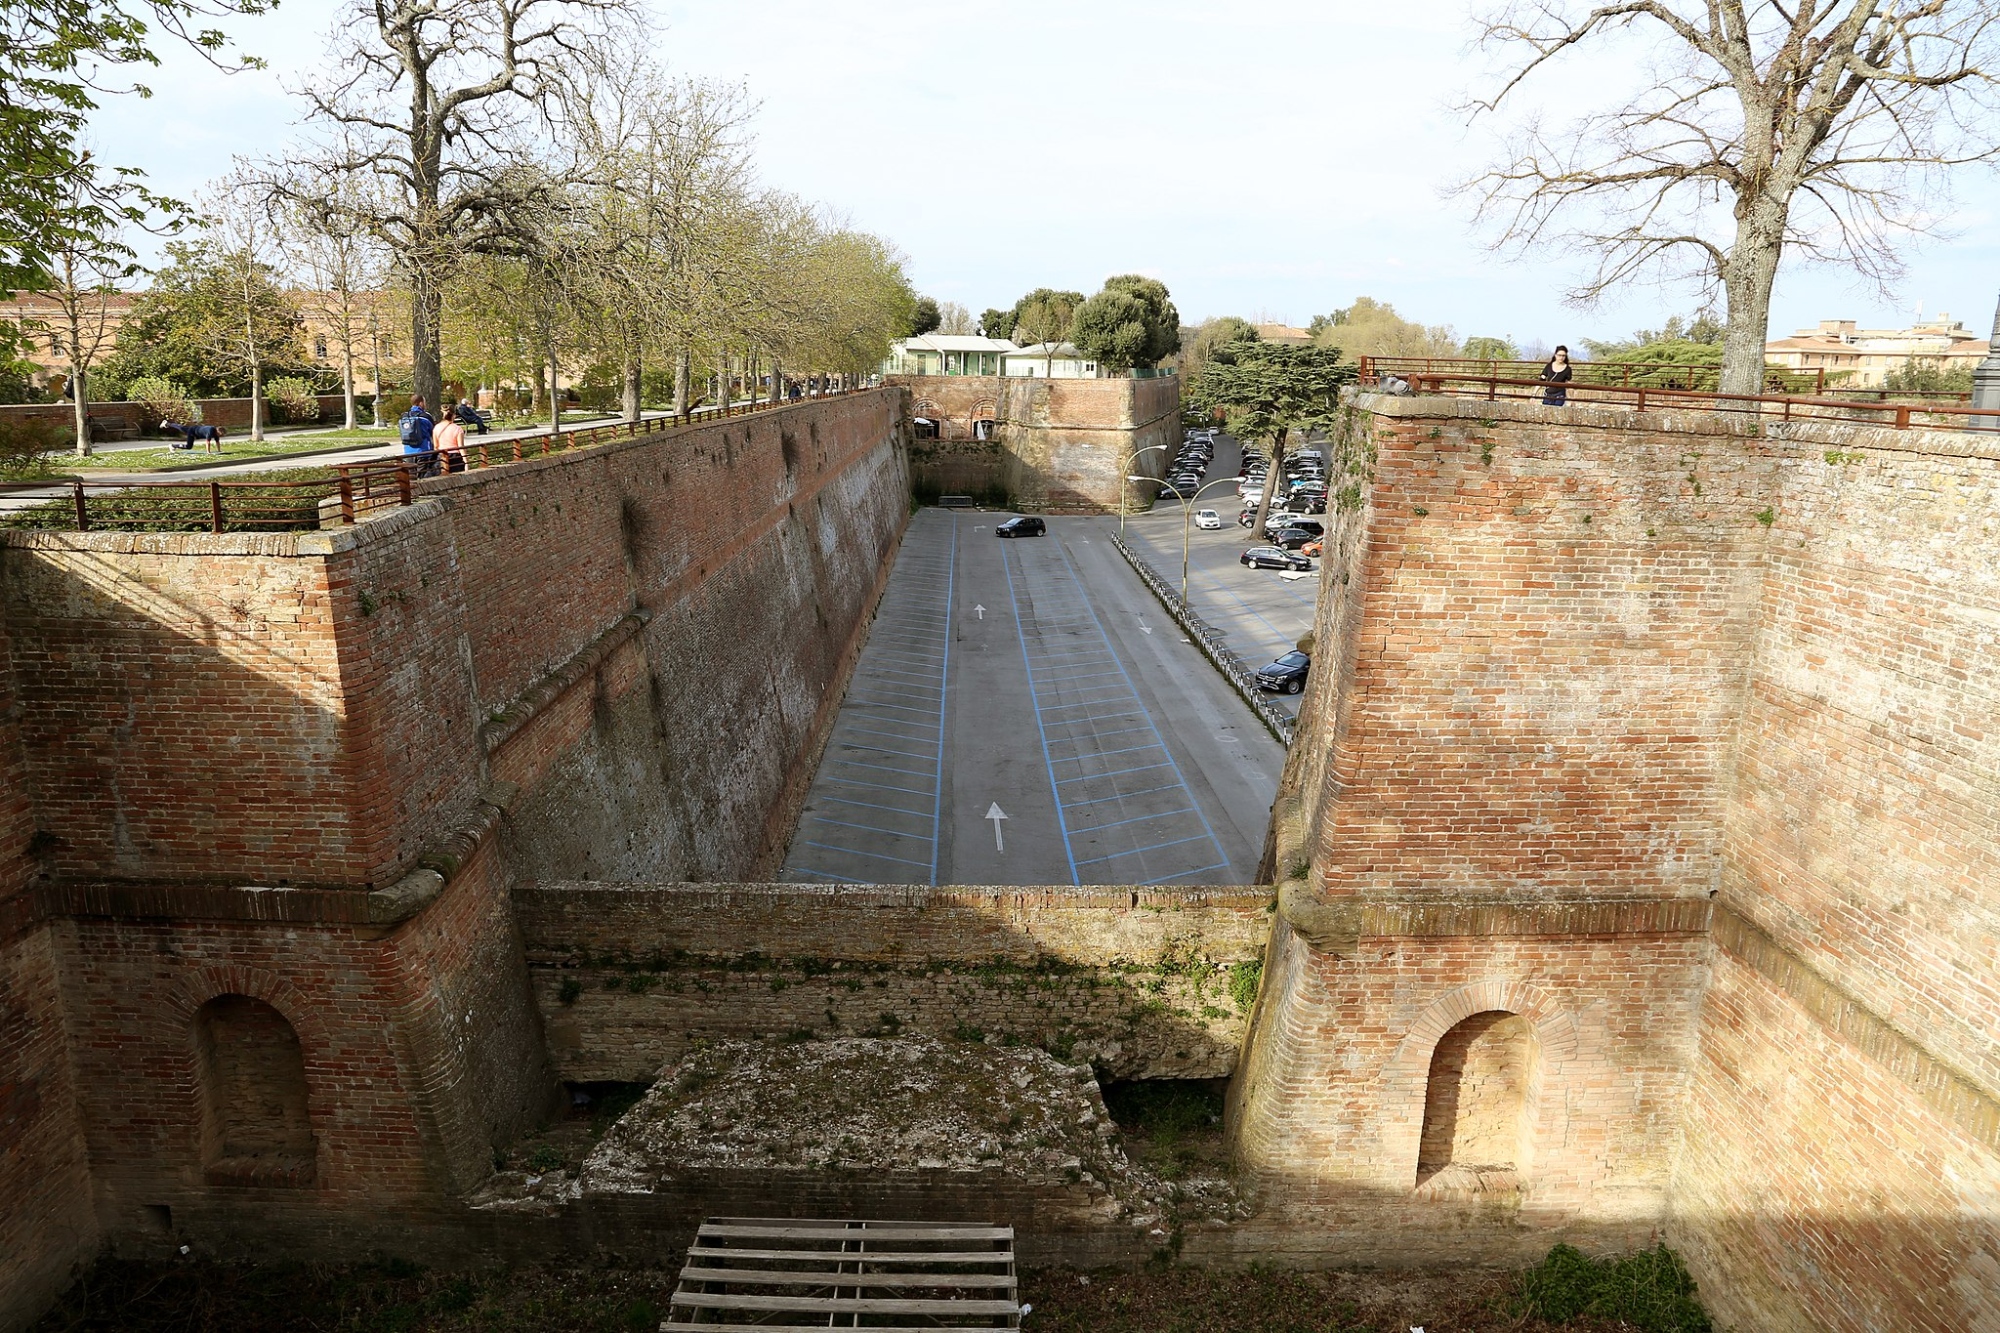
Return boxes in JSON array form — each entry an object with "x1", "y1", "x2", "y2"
[
  {"x1": 1139, "y1": 623, "x2": 1153, "y2": 635},
  {"x1": 974, "y1": 604, "x2": 985, "y2": 620},
  {"x1": 985, "y1": 803, "x2": 1009, "y2": 852}
]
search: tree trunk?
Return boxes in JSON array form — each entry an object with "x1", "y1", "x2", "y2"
[
  {"x1": 549, "y1": 342, "x2": 561, "y2": 436},
  {"x1": 675, "y1": 347, "x2": 691, "y2": 422},
  {"x1": 69, "y1": 363, "x2": 89, "y2": 458},
  {"x1": 717, "y1": 355, "x2": 731, "y2": 413},
  {"x1": 1719, "y1": 207, "x2": 1784, "y2": 397},
  {"x1": 623, "y1": 344, "x2": 643, "y2": 424},
  {"x1": 1248, "y1": 430, "x2": 1288, "y2": 542},
  {"x1": 771, "y1": 357, "x2": 781, "y2": 406},
  {"x1": 250, "y1": 363, "x2": 265, "y2": 444},
  {"x1": 339, "y1": 292, "x2": 358, "y2": 431},
  {"x1": 411, "y1": 265, "x2": 445, "y2": 412}
]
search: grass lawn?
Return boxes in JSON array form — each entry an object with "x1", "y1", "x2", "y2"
[
  {"x1": 28, "y1": 1249, "x2": 1713, "y2": 1333},
  {"x1": 62, "y1": 432, "x2": 398, "y2": 472}
]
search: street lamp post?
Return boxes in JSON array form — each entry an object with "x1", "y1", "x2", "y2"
[
  {"x1": 1119, "y1": 443, "x2": 1167, "y2": 536},
  {"x1": 1126, "y1": 474, "x2": 1244, "y2": 607}
]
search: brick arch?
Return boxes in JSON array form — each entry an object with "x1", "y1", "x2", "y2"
[
  {"x1": 164, "y1": 964, "x2": 331, "y2": 1052},
  {"x1": 1372, "y1": 978, "x2": 1581, "y2": 1189},
  {"x1": 967, "y1": 397, "x2": 997, "y2": 423}
]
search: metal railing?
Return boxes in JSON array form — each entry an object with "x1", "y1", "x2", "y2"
[
  {"x1": 1109, "y1": 533, "x2": 1297, "y2": 747},
  {"x1": 1358, "y1": 355, "x2": 1831, "y2": 396},
  {"x1": 7, "y1": 389, "x2": 869, "y2": 534},
  {"x1": 1358, "y1": 369, "x2": 2000, "y2": 434}
]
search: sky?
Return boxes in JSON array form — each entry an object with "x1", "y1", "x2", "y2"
[{"x1": 84, "y1": 0, "x2": 2000, "y2": 349}]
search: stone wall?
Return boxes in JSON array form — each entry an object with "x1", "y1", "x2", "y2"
[
  {"x1": 893, "y1": 375, "x2": 1182, "y2": 512},
  {"x1": 0, "y1": 393, "x2": 912, "y2": 1325},
  {"x1": 517, "y1": 882, "x2": 1272, "y2": 1082},
  {"x1": 1233, "y1": 394, "x2": 2000, "y2": 1323}
]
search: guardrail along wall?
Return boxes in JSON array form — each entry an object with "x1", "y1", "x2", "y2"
[
  {"x1": 891, "y1": 375, "x2": 1181, "y2": 512},
  {"x1": 1231, "y1": 393, "x2": 2000, "y2": 1326}
]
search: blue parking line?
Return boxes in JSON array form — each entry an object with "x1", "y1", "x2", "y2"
[
  {"x1": 1139, "y1": 861, "x2": 1231, "y2": 886},
  {"x1": 1069, "y1": 804, "x2": 1197, "y2": 832},
  {"x1": 810, "y1": 814, "x2": 931, "y2": 840},
  {"x1": 800, "y1": 841, "x2": 932, "y2": 869},
  {"x1": 930, "y1": 516, "x2": 956, "y2": 884},
  {"x1": 817, "y1": 794, "x2": 931, "y2": 818},
  {"x1": 1057, "y1": 761, "x2": 1174, "y2": 785},
  {"x1": 1050, "y1": 743, "x2": 1164, "y2": 764},
  {"x1": 1003, "y1": 544, "x2": 1080, "y2": 885},
  {"x1": 1075, "y1": 833, "x2": 1215, "y2": 867},
  {"x1": 1051, "y1": 537, "x2": 1230, "y2": 873},
  {"x1": 820, "y1": 775, "x2": 935, "y2": 797}
]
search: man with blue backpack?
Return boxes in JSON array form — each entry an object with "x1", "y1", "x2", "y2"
[{"x1": 399, "y1": 396, "x2": 438, "y2": 477}]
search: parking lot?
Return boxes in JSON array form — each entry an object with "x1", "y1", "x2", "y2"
[
  {"x1": 1119, "y1": 433, "x2": 1323, "y2": 720},
  {"x1": 780, "y1": 508, "x2": 1287, "y2": 887}
]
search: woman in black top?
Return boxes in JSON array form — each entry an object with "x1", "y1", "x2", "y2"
[{"x1": 1540, "y1": 345, "x2": 1573, "y2": 406}]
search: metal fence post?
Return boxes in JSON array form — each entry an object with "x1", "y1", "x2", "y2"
[
  {"x1": 72, "y1": 479, "x2": 88, "y2": 531},
  {"x1": 338, "y1": 470, "x2": 355, "y2": 525},
  {"x1": 396, "y1": 465, "x2": 413, "y2": 507},
  {"x1": 209, "y1": 481, "x2": 225, "y2": 534}
]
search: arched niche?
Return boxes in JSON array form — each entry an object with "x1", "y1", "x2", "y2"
[
  {"x1": 1413, "y1": 1008, "x2": 1540, "y2": 1194},
  {"x1": 194, "y1": 993, "x2": 316, "y2": 1188}
]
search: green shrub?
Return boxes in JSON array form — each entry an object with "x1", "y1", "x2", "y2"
[
  {"x1": 0, "y1": 466, "x2": 337, "y2": 532},
  {"x1": 266, "y1": 376, "x2": 322, "y2": 424},
  {"x1": 1511, "y1": 1244, "x2": 1711, "y2": 1333},
  {"x1": 1228, "y1": 960, "x2": 1262, "y2": 1013},
  {"x1": 125, "y1": 376, "x2": 195, "y2": 429},
  {"x1": 0, "y1": 417, "x2": 69, "y2": 476}
]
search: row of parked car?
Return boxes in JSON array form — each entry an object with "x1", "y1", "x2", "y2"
[{"x1": 1160, "y1": 427, "x2": 1218, "y2": 499}]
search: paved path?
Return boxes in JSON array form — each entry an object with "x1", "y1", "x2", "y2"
[
  {"x1": 781, "y1": 510, "x2": 1285, "y2": 887},
  {"x1": 1119, "y1": 433, "x2": 1321, "y2": 720}
]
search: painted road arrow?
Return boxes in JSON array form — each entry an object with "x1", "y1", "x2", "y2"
[
  {"x1": 974, "y1": 604, "x2": 985, "y2": 619},
  {"x1": 985, "y1": 803, "x2": 1009, "y2": 852}
]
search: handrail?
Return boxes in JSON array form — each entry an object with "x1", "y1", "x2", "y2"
[
  {"x1": 1359, "y1": 354, "x2": 1830, "y2": 396},
  {"x1": 5, "y1": 387, "x2": 872, "y2": 534},
  {"x1": 1358, "y1": 370, "x2": 2000, "y2": 434}
]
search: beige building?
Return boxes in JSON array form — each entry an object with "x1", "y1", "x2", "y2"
[{"x1": 1764, "y1": 314, "x2": 1989, "y2": 387}]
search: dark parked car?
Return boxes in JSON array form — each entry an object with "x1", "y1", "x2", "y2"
[
  {"x1": 995, "y1": 516, "x2": 1046, "y2": 538},
  {"x1": 1271, "y1": 526, "x2": 1318, "y2": 550},
  {"x1": 1240, "y1": 545, "x2": 1312, "y2": 571},
  {"x1": 1255, "y1": 650, "x2": 1311, "y2": 695}
]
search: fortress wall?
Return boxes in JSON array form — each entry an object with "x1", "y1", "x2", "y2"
[
  {"x1": 893, "y1": 375, "x2": 1181, "y2": 512},
  {"x1": 517, "y1": 882, "x2": 1272, "y2": 1082},
  {"x1": 1234, "y1": 396, "x2": 2000, "y2": 1318},
  {"x1": 1671, "y1": 423, "x2": 2000, "y2": 1333},
  {"x1": 0, "y1": 394, "x2": 911, "y2": 1321}
]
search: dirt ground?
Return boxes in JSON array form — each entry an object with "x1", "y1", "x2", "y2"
[{"x1": 29, "y1": 1257, "x2": 1692, "y2": 1333}]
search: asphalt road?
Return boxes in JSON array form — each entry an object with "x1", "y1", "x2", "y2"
[
  {"x1": 1119, "y1": 433, "x2": 1321, "y2": 720},
  {"x1": 780, "y1": 509, "x2": 1287, "y2": 887}
]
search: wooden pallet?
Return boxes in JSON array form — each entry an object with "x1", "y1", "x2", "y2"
[{"x1": 665, "y1": 1217, "x2": 1021, "y2": 1329}]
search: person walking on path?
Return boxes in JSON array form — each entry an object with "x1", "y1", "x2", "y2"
[
  {"x1": 399, "y1": 396, "x2": 438, "y2": 477},
  {"x1": 1540, "y1": 346, "x2": 1573, "y2": 407},
  {"x1": 433, "y1": 412, "x2": 467, "y2": 473}
]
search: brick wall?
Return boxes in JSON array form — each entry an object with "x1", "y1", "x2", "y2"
[
  {"x1": 1234, "y1": 394, "x2": 2000, "y2": 1316},
  {"x1": 893, "y1": 375, "x2": 1182, "y2": 512},
  {"x1": 517, "y1": 882, "x2": 1270, "y2": 1081},
  {"x1": 0, "y1": 395, "x2": 353, "y2": 440}
]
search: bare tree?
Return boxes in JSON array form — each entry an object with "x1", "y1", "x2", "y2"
[
  {"x1": 1463, "y1": 2, "x2": 2000, "y2": 394},
  {"x1": 32, "y1": 166, "x2": 144, "y2": 456},
  {"x1": 282, "y1": 0, "x2": 623, "y2": 409},
  {"x1": 267, "y1": 150, "x2": 388, "y2": 430}
]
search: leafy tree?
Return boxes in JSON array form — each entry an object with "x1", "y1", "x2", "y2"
[
  {"x1": 908, "y1": 296, "x2": 942, "y2": 336},
  {"x1": 25, "y1": 164, "x2": 147, "y2": 453},
  {"x1": 1190, "y1": 342, "x2": 1354, "y2": 535},
  {"x1": 1179, "y1": 316, "x2": 1260, "y2": 380},
  {"x1": 1308, "y1": 297, "x2": 1456, "y2": 361},
  {"x1": 0, "y1": 0, "x2": 271, "y2": 290},
  {"x1": 1583, "y1": 313, "x2": 1725, "y2": 359},
  {"x1": 0, "y1": 319, "x2": 46, "y2": 405},
  {"x1": 1884, "y1": 358, "x2": 1974, "y2": 395},
  {"x1": 1069, "y1": 274, "x2": 1180, "y2": 372},
  {"x1": 100, "y1": 238, "x2": 309, "y2": 401},
  {"x1": 1461, "y1": 335, "x2": 1520, "y2": 362},
  {"x1": 980, "y1": 307, "x2": 1015, "y2": 340},
  {"x1": 1013, "y1": 290, "x2": 1082, "y2": 376}
]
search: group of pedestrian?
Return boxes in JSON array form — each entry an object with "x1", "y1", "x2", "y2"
[{"x1": 397, "y1": 396, "x2": 487, "y2": 477}]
